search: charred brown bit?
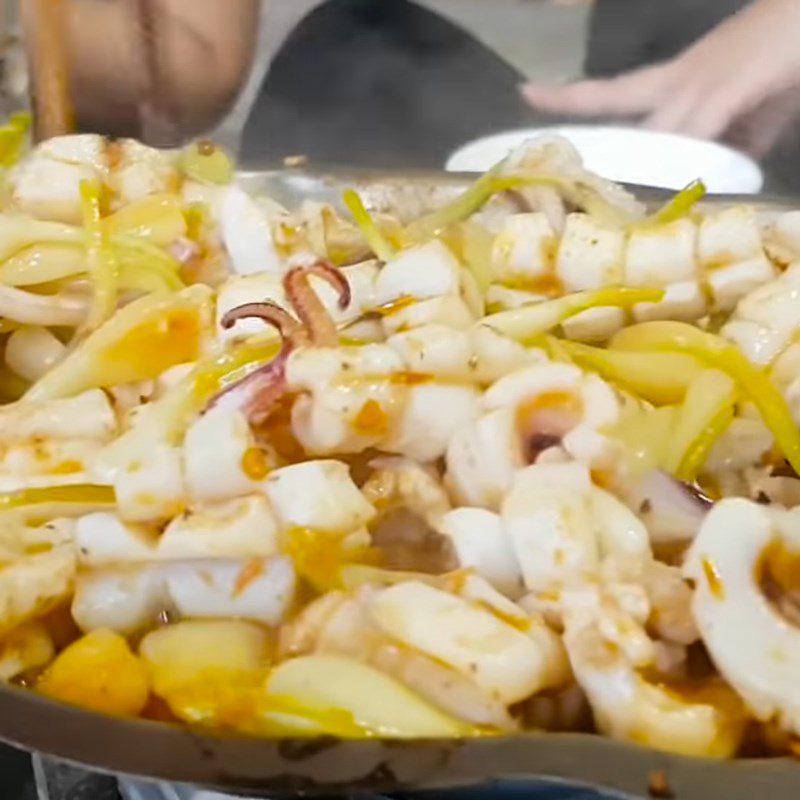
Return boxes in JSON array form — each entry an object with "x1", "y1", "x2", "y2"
[
  {"x1": 682, "y1": 481, "x2": 715, "y2": 509},
  {"x1": 524, "y1": 433, "x2": 562, "y2": 463},
  {"x1": 755, "y1": 490, "x2": 771, "y2": 505},
  {"x1": 648, "y1": 770, "x2": 673, "y2": 799},
  {"x1": 769, "y1": 460, "x2": 799, "y2": 479},
  {"x1": 197, "y1": 139, "x2": 216, "y2": 156}
]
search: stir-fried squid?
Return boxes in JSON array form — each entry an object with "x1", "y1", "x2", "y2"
[{"x1": 1, "y1": 129, "x2": 800, "y2": 759}]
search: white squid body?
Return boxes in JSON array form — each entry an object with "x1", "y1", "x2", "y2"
[
  {"x1": 439, "y1": 462, "x2": 647, "y2": 594},
  {"x1": 72, "y1": 556, "x2": 295, "y2": 634},
  {"x1": 684, "y1": 498, "x2": 800, "y2": 736},
  {"x1": 286, "y1": 323, "x2": 537, "y2": 462},
  {"x1": 214, "y1": 237, "x2": 478, "y2": 346},
  {"x1": 445, "y1": 360, "x2": 620, "y2": 509},
  {"x1": 722, "y1": 262, "x2": 800, "y2": 366},
  {"x1": 71, "y1": 495, "x2": 298, "y2": 633},
  {"x1": 280, "y1": 575, "x2": 569, "y2": 728},
  {"x1": 215, "y1": 260, "x2": 380, "y2": 345},
  {"x1": 561, "y1": 580, "x2": 744, "y2": 758},
  {"x1": 73, "y1": 455, "x2": 377, "y2": 633},
  {"x1": 0, "y1": 390, "x2": 117, "y2": 492},
  {"x1": 490, "y1": 205, "x2": 774, "y2": 341},
  {"x1": 285, "y1": 338, "x2": 482, "y2": 463},
  {"x1": 10, "y1": 135, "x2": 178, "y2": 223}
]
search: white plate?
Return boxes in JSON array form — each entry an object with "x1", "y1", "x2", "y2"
[{"x1": 446, "y1": 125, "x2": 764, "y2": 194}]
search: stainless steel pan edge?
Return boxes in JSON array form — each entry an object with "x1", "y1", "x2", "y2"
[
  {"x1": 236, "y1": 167, "x2": 800, "y2": 219},
  {"x1": 3, "y1": 168, "x2": 800, "y2": 798},
  {"x1": 1, "y1": 682, "x2": 799, "y2": 799}
]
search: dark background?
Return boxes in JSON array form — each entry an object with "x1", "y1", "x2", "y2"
[{"x1": 242, "y1": 0, "x2": 800, "y2": 193}]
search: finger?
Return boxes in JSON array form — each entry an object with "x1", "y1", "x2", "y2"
[
  {"x1": 641, "y1": 90, "x2": 705, "y2": 135},
  {"x1": 520, "y1": 66, "x2": 671, "y2": 117},
  {"x1": 680, "y1": 91, "x2": 746, "y2": 141},
  {"x1": 726, "y1": 89, "x2": 800, "y2": 157}
]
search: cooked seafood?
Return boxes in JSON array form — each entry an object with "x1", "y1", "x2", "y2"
[{"x1": 0, "y1": 125, "x2": 799, "y2": 759}]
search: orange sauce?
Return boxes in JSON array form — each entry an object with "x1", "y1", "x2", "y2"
[
  {"x1": 702, "y1": 557, "x2": 726, "y2": 600},
  {"x1": 515, "y1": 271, "x2": 563, "y2": 298},
  {"x1": 372, "y1": 296, "x2": 416, "y2": 317},
  {"x1": 233, "y1": 559, "x2": 265, "y2": 597},
  {"x1": 51, "y1": 460, "x2": 83, "y2": 475},
  {"x1": 758, "y1": 540, "x2": 800, "y2": 592},
  {"x1": 99, "y1": 309, "x2": 202, "y2": 382},
  {"x1": 241, "y1": 447, "x2": 270, "y2": 480},
  {"x1": 352, "y1": 399, "x2": 389, "y2": 437},
  {"x1": 389, "y1": 371, "x2": 434, "y2": 387},
  {"x1": 282, "y1": 527, "x2": 379, "y2": 593}
]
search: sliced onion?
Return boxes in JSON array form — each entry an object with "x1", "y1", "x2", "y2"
[
  {"x1": 5, "y1": 326, "x2": 66, "y2": 382},
  {"x1": 0, "y1": 285, "x2": 88, "y2": 326}
]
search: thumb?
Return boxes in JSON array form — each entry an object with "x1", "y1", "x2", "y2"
[{"x1": 520, "y1": 66, "x2": 671, "y2": 118}]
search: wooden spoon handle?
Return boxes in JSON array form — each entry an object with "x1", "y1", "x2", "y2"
[{"x1": 20, "y1": 0, "x2": 75, "y2": 141}]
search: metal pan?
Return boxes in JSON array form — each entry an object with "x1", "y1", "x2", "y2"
[
  {"x1": 236, "y1": 166, "x2": 800, "y2": 219},
  {"x1": 2, "y1": 169, "x2": 800, "y2": 799}
]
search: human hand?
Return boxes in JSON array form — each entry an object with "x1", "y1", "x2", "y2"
[{"x1": 520, "y1": 0, "x2": 800, "y2": 155}]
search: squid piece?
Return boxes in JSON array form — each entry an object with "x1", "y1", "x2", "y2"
[
  {"x1": 287, "y1": 338, "x2": 481, "y2": 462},
  {"x1": 183, "y1": 406, "x2": 278, "y2": 505},
  {"x1": 684, "y1": 499, "x2": 800, "y2": 736},
  {"x1": 383, "y1": 381, "x2": 481, "y2": 463},
  {"x1": 503, "y1": 462, "x2": 597, "y2": 595},
  {"x1": 262, "y1": 459, "x2": 375, "y2": 534},
  {"x1": 501, "y1": 462, "x2": 650, "y2": 596},
  {"x1": 722, "y1": 263, "x2": 800, "y2": 365},
  {"x1": 0, "y1": 439, "x2": 109, "y2": 493},
  {"x1": 217, "y1": 185, "x2": 284, "y2": 276},
  {"x1": 286, "y1": 343, "x2": 404, "y2": 455},
  {"x1": 373, "y1": 240, "x2": 479, "y2": 337},
  {"x1": 10, "y1": 135, "x2": 180, "y2": 222},
  {"x1": 0, "y1": 390, "x2": 117, "y2": 492},
  {"x1": 0, "y1": 548, "x2": 76, "y2": 636},
  {"x1": 111, "y1": 444, "x2": 185, "y2": 523},
  {"x1": 488, "y1": 204, "x2": 776, "y2": 342},
  {"x1": 369, "y1": 580, "x2": 569, "y2": 705},
  {"x1": 0, "y1": 389, "x2": 116, "y2": 444},
  {"x1": 278, "y1": 586, "x2": 514, "y2": 730},
  {"x1": 76, "y1": 497, "x2": 280, "y2": 565},
  {"x1": 72, "y1": 556, "x2": 296, "y2": 634},
  {"x1": 445, "y1": 407, "x2": 526, "y2": 509},
  {"x1": 373, "y1": 239, "x2": 462, "y2": 307},
  {"x1": 482, "y1": 360, "x2": 621, "y2": 468},
  {"x1": 765, "y1": 210, "x2": 800, "y2": 265},
  {"x1": 557, "y1": 214, "x2": 626, "y2": 341},
  {"x1": 491, "y1": 213, "x2": 557, "y2": 289},
  {"x1": 215, "y1": 261, "x2": 379, "y2": 345},
  {"x1": 437, "y1": 507, "x2": 522, "y2": 598},
  {"x1": 106, "y1": 139, "x2": 178, "y2": 207},
  {"x1": 210, "y1": 260, "x2": 350, "y2": 424},
  {"x1": 561, "y1": 580, "x2": 745, "y2": 758},
  {"x1": 363, "y1": 457, "x2": 452, "y2": 530},
  {"x1": 698, "y1": 207, "x2": 775, "y2": 312},
  {"x1": 10, "y1": 135, "x2": 107, "y2": 223}
]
